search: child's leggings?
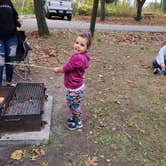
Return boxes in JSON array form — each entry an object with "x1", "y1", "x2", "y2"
[{"x1": 66, "y1": 84, "x2": 86, "y2": 119}]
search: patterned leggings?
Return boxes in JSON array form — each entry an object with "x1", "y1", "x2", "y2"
[{"x1": 66, "y1": 85, "x2": 86, "y2": 118}]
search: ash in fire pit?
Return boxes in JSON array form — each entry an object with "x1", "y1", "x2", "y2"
[{"x1": 0, "y1": 83, "x2": 46, "y2": 132}]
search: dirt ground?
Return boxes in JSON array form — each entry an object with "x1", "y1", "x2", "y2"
[{"x1": 0, "y1": 17, "x2": 166, "y2": 166}]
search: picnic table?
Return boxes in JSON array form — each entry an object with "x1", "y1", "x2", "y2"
[{"x1": 143, "y1": 13, "x2": 155, "y2": 19}]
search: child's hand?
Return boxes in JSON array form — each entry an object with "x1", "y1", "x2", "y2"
[
  {"x1": 54, "y1": 67, "x2": 59, "y2": 73},
  {"x1": 54, "y1": 66, "x2": 63, "y2": 73},
  {"x1": 18, "y1": 18, "x2": 23, "y2": 26}
]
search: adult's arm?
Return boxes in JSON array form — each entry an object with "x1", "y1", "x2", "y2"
[
  {"x1": 156, "y1": 45, "x2": 166, "y2": 67},
  {"x1": 10, "y1": 1, "x2": 21, "y2": 27}
]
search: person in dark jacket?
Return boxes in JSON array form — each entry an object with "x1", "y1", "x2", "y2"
[{"x1": 0, "y1": 0, "x2": 22, "y2": 86}]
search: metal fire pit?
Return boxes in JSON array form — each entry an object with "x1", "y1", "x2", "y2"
[{"x1": 0, "y1": 83, "x2": 46, "y2": 132}]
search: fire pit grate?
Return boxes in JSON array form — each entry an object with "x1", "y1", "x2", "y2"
[
  {"x1": 0, "y1": 83, "x2": 46, "y2": 132},
  {"x1": 4, "y1": 99, "x2": 42, "y2": 116},
  {"x1": 12, "y1": 83, "x2": 45, "y2": 100}
]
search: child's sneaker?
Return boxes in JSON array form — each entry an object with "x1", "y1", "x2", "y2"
[
  {"x1": 6, "y1": 83, "x2": 16, "y2": 87},
  {"x1": 67, "y1": 120, "x2": 83, "y2": 130},
  {"x1": 153, "y1": 68, "x2": 160, "y2": 74},
  {"x1": 76, "y1": 119, "x2": 83, "y2": 128},
  {"x1": 67, "y1": 116, "x2": 75, "y2": 123},
  {"x1": 160, "y1": 68, "x2": 166, "y2": 75}
]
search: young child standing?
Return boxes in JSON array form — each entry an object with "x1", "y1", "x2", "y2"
[
  {"x1": 54, "y1": 32, "x2": 91, "y2": 130},
  {"x1": 152, "y1": 44, "x2": 166, "y2": 75}
]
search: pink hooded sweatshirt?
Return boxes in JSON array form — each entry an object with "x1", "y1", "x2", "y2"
[{"x1": 63, "y1": 52, "x2": 90, "y2": 89}]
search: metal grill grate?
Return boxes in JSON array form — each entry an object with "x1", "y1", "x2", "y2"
[
  {"x1": 12, "y1": 83, "x2": 45, "y2": 100},
  {"x1": 5, "y1": 100, "x2": 42, "y2": 116},
  {"x1": 1, "y1": 83, "x2": 45, "y2": 116},
  {"x1": 0, "y1": 83, "x2": 46, "y2": 131}
]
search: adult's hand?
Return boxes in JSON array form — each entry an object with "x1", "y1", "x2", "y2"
[
  {"x1": 160, "y1": 63, "x2": 166, "y2": 69},
  {"x1": 18, "y1": 18, "x2": 23, "y2": 26}
]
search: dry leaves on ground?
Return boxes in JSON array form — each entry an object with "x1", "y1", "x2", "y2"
[
  {"x1": 85, "y1": 156, "x2": 98, "y2": 166},
  {"x1": 10, "y1": 149, "x2": 26, "y2": 160},
  {"x1": 40, "y1": 161, "x2": 49, "y2": 166},
  {"x1": 30, "y1": 148, "x2": 45, "y2": 160},
  {"x1": 10, "y1": 148, "x2": 46, "y2": 161}
]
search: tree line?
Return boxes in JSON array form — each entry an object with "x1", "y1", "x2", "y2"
[{"x1": 33, "y1": 0, "x2": 166, "y2": 36}]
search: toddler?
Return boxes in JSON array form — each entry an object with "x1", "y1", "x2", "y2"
[{"x1": 54, "y1": 32, "x2": 91, "y2": 130}]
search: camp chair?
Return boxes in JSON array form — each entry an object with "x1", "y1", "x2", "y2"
[{"x1": 14, "y1": 30, "x2": 32, "y2": 80}]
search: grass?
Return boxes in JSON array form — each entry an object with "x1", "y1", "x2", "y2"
[
  {"x1": 11, "y1": 29, "x2": 166, "y2": 165},
  {"x1": 83, "y1": 31, "x2": 166, "y2": 165}
]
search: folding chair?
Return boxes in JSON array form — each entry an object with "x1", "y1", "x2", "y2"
[{"x1": 14, "y1": 30, "x2": 32, "y2": 80}]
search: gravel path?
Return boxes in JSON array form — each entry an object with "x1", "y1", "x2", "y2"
[{"x1": 22, "y1": 17, "x2": 166, "y2": 32}]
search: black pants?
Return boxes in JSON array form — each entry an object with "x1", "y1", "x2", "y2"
[{"x1": 152, "y1": 59, "x2": 166, "y2": 69}]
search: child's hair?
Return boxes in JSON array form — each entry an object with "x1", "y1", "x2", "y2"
[{"x1": 78, "y1": 32, "x2": 92, "y2": 49}]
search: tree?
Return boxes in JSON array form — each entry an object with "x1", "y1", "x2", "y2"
[
  {"x1": 33, "y1": 0, "x2": 49, "y2": 35},
  {"x1": 90, "y1": 0, "x2": 99, "y2": 37},
  {"x1": 135, "y1": 0, "x2": 146, "y2": 21},
  {"x1": 100, "y1": 0, "x2": 106, "y2": 21},
  {"x1": 114, "y1": 0, "x2": 118, "y2": 6},
  {"x1": 161, "y1": 0, "x2": 166, "y2": 12},
  {"x1": 106, "y1": 0, "x2": 114, "y2": 3}
]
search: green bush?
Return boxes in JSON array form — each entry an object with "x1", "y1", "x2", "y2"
[
  {"x1": 77, "y1": 1, "x2": 93, "y2": 16},
  {"x1": 142, "y1": 2, "x2": 163, "y2": 17},
  {"x1": 107, "y1": 3, "x2": 136, "y2": 17},
  {"x1": 13, "y1": 0, "x2": 34, "y2": 15},
  {"x1": 106, "y1": 0, "x2": 115, "y2": 4},
  {"x1": 76, "y1": 1, "x2": 136, "y2": 17},
  {"x1": 12, "y1": 0, "x2": 163, "y2": 18},
  {"x1": 146, "y1": 2, "x2": 160, "y2": 10}
]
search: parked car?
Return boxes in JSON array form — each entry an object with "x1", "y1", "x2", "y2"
[{"x1": 43, "y1": 0, "x2": 73, "y2": 20}]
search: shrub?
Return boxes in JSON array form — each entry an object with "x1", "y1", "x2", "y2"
[
  {"x1": 12, "y1": 0, "x2": 163, "y2": 18},
  {"x1": 77, "y1": 1, "x2": 93, "y2": 16},
  {"x1": 76, "y1": 1, "x2": 136, "y2": 17},
  {"x1": 146, "y1": 2, "x2": 160, "y2": 10},
  {"x1": 13, "y1": 0, "x2": 34, "y2": 15},
  {"x1": 106, "y1": 3, "x2": 136, "y2": 17}
]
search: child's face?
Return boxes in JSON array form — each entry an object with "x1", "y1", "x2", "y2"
[{"x1": 73, "y1": 36, "x2": 88, "y2": 54}]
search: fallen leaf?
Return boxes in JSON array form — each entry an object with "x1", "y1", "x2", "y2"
[
  {"x1": 31, "y1": 155, "x2": 38, "y2": 161},
  {"x1": 114, "y1": 100, "x2": 121, "y2": 104},
  {"x1": 85, "y1": 156, "x2": 98, "y2": 166},
  {"x1": 33, "y1": 148, "x2": 45, "y2": 156},
  {"x1": 89, "y1": 130, "x2": 97, "y2": 136},
  {"x1": 10, "y1": 149, "x2": 26, "y2": 160},
  {"x1": 41, "y1": 161, "x2": 49, "y2": 166},
  {"x1": 30, "y1": 148, "x2": 45, "y2": 160},
  {"x1": 126, "y1": 123, "x2": 133, "y2": 128}
]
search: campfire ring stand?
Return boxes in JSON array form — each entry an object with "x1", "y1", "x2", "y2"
[{"x1": 0, "y1": 83, "x2": 53, "y2": 145}]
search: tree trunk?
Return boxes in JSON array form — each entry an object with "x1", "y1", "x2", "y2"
[
  {"x1": 114, "y1": 0, "x2": 118, "y2": 6},
  {"x1": 135, "y1": 0, "x2": 146, "y2": 21},
  {"x1": 100, "y1": 0, "x2": 106, "y2": 21},
  {"x1": 33, "y1": 0, "x2": 49, "y2": 36},
  {"x1": 90, "y1": 0, "x2": 99, "y2": 37},
  {"x1": 162, "y1": 0, "x2": 166, "y2": 13},
  {"x1": 160, "y1": 0, "x2": 163, "y2": 9}
]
